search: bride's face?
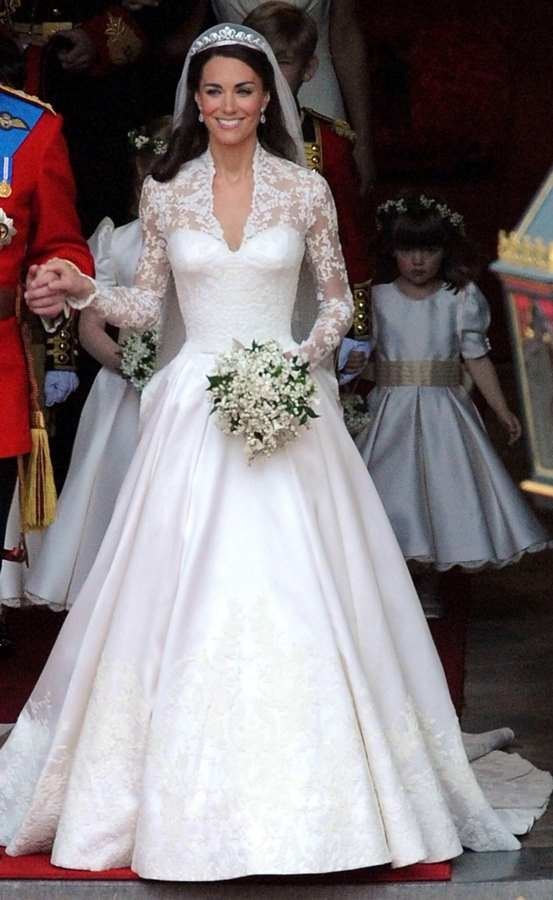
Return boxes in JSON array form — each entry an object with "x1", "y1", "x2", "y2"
[{"x1": 195, "y1": 55, "x2": 269, "y2": 148}]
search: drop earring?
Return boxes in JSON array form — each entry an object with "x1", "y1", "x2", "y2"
[
  {"x1": 198, "y1": 111, "x2": 204, "y2": 123},
  {"x1": 260, "y1": 109, "x2": 266, "y2": 125}
]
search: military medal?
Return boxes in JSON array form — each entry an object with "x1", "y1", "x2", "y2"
[
  {"x1": 0, "y1": 90, "x2": 44, "y2": 205},
  {"x1": 0, "y1": 157, "x2": 13, "y2": 197},
  {"x1": 0, "y1": 208, "x2": 16, "y2": 247}
]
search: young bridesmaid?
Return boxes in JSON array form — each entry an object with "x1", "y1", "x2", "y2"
[
  {"x1": 355, "y1": 192, "x2": 550, "y2": 581},
  {"x1": 0, "y1": 118, "x2": 177, "y2": 612}
]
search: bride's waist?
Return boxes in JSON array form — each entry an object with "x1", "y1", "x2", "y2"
[{"x1": 182, "y1": 330, "x2": 298, "y2": 357}]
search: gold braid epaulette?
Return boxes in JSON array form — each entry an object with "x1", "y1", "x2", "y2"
[
  {"x1": 106, "y1": 13, "x2": 143, "y2": 65},
  {"x1": 303, "y1": 107, "x2": 356, "y2": 143},
  {"x1": 0, "y1": 83, "x2": 56, "y2": 115},
  {"x1": 332, "y1": 118, "x2": 356, "y2": 143},
  {"x1": 45, "y1": 316, "x2": 79, "y2": 371},
  {"x1": 351, "y1": 280, "x2": 371, "y2": 338}
]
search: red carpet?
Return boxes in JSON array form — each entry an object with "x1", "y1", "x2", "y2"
[
  {"x1": 0, "y1": 607, "x2": 65, "y2": 723},
  {"x1": 428, "y1": 581, "x2": 470, "y2": 716},
  {"x1": 0, "y1": 849, "x2": 451, "y2": 882},
  {"x1": 0, "y1": 850, "x2": 138, "y2": 880}
]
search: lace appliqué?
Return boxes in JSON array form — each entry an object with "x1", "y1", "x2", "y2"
[
  {"x1": 0, "y1": 694, "x2": 68, "y2": 853},
  {"x1": 50, "y1": 658, "x2": 150, "y2": 869}
]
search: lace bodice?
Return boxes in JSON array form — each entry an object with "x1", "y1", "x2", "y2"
[{"x1": 76, "y1": 145, "x2": 353, "y2": 368}]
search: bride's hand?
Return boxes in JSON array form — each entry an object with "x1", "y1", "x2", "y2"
[{"x1": 25, "y1": 260, "x2": 93, "y2": 317}]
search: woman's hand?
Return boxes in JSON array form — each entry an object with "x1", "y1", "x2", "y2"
[
  {"x1": 25, "y1": 260, "x2": 93, "y2": 318},
  {"x1": 496, "y1": 407, "x2": 522, "y2": 445}
]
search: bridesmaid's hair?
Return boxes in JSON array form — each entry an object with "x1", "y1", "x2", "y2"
[
  {"x1": 376, "y1": 192, "x2": 481, "y2": 290},
  {"x1": 152, "y1": 45, "x2": 297, "y2": 183}
]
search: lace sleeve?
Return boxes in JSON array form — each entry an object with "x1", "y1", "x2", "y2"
[
  {"x1": 70, "y1": 178, "x2": 170, "y2": 331},
  {"x1": 297, "y1": 173, "x2": 353, "y2": 368}
]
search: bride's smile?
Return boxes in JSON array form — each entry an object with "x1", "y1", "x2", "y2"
[{"x1": 195, "y1": 56, "x2": 269, "y2": 148}]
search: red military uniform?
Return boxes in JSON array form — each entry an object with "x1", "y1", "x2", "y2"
[
  {"x1": 0, "y1": 83, "x2": 93, "y2": 459},
  {"x1": 17, "y1": 5, "x2": 146, "y2": 94},
  {"x1": 302, "y1": 108, "x2": 371, "y2": 339}
]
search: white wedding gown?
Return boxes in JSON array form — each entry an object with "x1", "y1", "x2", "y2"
[{"x1": 0, "y1": 146, "x2": 550, "y2": 880}]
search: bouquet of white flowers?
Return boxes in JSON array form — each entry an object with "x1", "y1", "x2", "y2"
[
  {"x1": 341, "y1": 392, "x2": 371, "y2": 437},
  {"x1": 120, "y1": 328, "x2": 160, "y2": 392},
  {"x1": 207, "y1": 340, "x2": 318, "y2": 464}
]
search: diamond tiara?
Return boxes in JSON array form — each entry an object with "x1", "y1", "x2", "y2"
[{"x1": 189, "y1": 25, "x2": 270, "y2": 59}]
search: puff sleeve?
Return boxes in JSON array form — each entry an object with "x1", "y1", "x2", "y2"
[{"x1": 459, "y1": 282, "x2": 492, "y2": 360}]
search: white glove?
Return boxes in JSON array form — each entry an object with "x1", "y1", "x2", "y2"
[{"x1": 44, "y1": 371, "x2": 79, "y2": 406}]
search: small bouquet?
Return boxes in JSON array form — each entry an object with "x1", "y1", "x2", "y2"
[
  {"x1": 341, "y1": 392, "x2": 371, "y2": 437},
  {"x1": 120, "y1": 327, "x2": 160, "y2": 392},
  {"x1": 207, "y1": 340, "x2": 318, "y2": 464}
]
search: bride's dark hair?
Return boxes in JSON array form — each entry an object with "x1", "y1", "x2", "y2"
[{"x1": 152, "y1": 45, "x2": 296, "y2": 182}]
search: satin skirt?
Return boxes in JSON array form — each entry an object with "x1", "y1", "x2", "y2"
[
  {"x1": 0, "y1": 347, "x2": 548, "y2": 880},
  {"x1": 357, "y1": 384, "x2": 550, "y2": 569}
]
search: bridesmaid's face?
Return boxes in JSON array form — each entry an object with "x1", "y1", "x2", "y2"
[
  {"x1": 196, "y1": 56, "x2": 269, "y2": 148},
  {"x1": 394, "y1": 247, "x2": 444, "y2": 287}
]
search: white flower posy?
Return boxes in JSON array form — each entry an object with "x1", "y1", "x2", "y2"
[
  {"x1": 120, "y1": 327, "x2": 160, "y2": 392},
  {"x1": 340, "y1": 393, "x2": 371, "y2": 437},
  {"x1": 207, "y1": 340, "x2": 319, "y2": 464},
  {"x1": 128, "y1": 129, "x2": 168, "y2": 156}
]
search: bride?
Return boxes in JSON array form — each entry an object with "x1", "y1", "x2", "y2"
[{"x1": 3, "y1": 23, "x2": 551, "y2": 881}]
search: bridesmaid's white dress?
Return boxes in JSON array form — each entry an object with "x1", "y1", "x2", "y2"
[
  {"x1": 0, "y1": 220, "x2": 142, "y2": 611},
  {"x1": 212, "y1": 0, "x2": 346, "y2": 118},
  {"x1": 0, "y1": 146, "x2": 550, "y2": 880}
]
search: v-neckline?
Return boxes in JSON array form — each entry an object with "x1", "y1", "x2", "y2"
[{"x1": 206, "y1": 143, "x2": 261, "y2": 254}]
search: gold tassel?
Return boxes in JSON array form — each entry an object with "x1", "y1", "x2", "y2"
[
  {"x1": 16, "y1": 288, "x2": 58, "y2": 531},
  {"x1": 20, "y1": 410, "x2": 57, "y2": 530}
]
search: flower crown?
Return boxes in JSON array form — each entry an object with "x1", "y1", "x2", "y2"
[
  {"x1": 376, "y1": 195, "x2": 465, "y2": 235},
  {"x1": 128, "y1": 128, "x2": 168, "y2": 156}
]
